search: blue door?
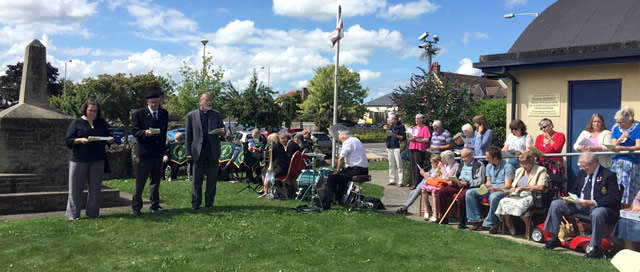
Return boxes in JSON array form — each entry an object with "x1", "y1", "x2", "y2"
[{"x1": 567, "y1": 79, "x2": 621, "y2": 189}]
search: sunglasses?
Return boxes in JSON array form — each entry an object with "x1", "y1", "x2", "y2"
[{"x1": 540, "y1": 125, "x2": 548, "y2": 130}]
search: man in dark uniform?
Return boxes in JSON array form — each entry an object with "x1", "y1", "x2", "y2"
[
  {"x1": 543, "y1": 151, "x2": 621, "y2": 258},
  {"x1": 131, "y1": 91, "x2": 169, "y2": 216}
]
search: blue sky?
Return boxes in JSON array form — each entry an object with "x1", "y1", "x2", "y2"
[{"x1": 0, "y1": 0, "x2": 555, "y2": 101}]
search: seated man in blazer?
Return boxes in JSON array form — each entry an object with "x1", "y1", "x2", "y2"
[{"x1": 543, "y1": 151, "x2": 621, "y2": 259}]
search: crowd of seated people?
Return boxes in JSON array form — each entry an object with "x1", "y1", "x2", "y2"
[{"x1": 388, "y1": 106, "x2": 640, "y2": 258}]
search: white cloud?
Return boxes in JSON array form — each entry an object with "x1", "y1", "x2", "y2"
[
  {"x1": 217, "y1": 7, "x2": 229, "y2": 13},
  {"x1": 378, "y1": 0, "x2": 439, "y2": 20},
  {"x1": 212, "y1": 20, "x2": 255, "y2": 45},
  {"x1": 273, "y1": 0, "x2": 386, "y2": 21},
  {"x1": 461, "y1": 32, "x2": 489, "y2": 45},
  {"x1": 0, "y1": 0, "x2": 98, "y2": 24},
  {"x1": 456, "y1": 58, "x2": 481, "y2": 76},
  {"x1": 292, "y1": 80, "x2": 309, "y2": 89},
  {"x1": 504, "y1": 0, "x2": 527, "y2": 8},
  {"x1": 359, "y1": 69, "x2": 381, "y2": 81}
]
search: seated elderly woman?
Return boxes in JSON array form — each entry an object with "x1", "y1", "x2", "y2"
[
  {"x1": 494, "y1": 151, "x2": 549, "y2": 236},
  {"x1": 612, "y1": 190, "x2": 640, "y2": 251},
  {"x1": 422, "y1": 150, "x2": 458, "y2": 222}
]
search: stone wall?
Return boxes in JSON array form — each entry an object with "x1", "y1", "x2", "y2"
[{"x1": 104, "y1": 145, "x2": 134, "y2": 179}]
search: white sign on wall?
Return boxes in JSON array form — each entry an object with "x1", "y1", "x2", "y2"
[{"x1": 528, "y1": 94, "x2": 560, "y2": 117}]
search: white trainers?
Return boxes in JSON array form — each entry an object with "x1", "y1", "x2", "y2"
[
  {"x1": 429, "y1": 216, "x2": 438, "y2": 222},
  {"x1": 423, "y1": 213, "x2": 430, "y2": 221}
]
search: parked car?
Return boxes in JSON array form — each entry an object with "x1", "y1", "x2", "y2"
[
  {"x1": 232, "y1": 131, "x2": 252, "y2": 143},
  {"x1": 108, "y1": 128, "x2": 135, "y2": 144},
  {"x1": 312, "y1": 132, "x2": 332, "y2": 157},
  {"x1": 224, "y1": 122, "x2": 246, "y2": 134}
]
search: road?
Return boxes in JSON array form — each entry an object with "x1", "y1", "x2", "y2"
[{"x1": 363, "y1": 142, "x2": 387, "y2": 157}]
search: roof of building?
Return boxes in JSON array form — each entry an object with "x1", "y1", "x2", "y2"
[
  {"x1": 364, "y1": 93, "x2": 394, "y2": 107},
  {"x1": 475, "y1": 0, "x2": 640, "y2": 74},
  {"x1": 440, "y1": 72, "x2": 502, "y2": 88}
]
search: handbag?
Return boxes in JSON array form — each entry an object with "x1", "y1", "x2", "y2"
[
  {"x1": 401, "y1": 148, "x2": 410, "y2": 161},
  {"x1": 531, "y1": 191, "x2": 553, "y2": 209},
  {"x1": 425, "y1": 177, "x2": 448, "y2": 188},
  {"x1": 558, "y1": 216, "x2": 575, "y2": 242}
]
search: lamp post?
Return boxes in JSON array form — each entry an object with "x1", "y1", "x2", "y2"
[
  {"x1": 201, "y1": 39, "x2": 208, "y2": 59},
  {"x1": 64, "y1": 59, "x2": 72, "y2": 92},
  {"x1": 261, "y1": 66, "x2": 270, "y2": 88},
  {"x1": 418, "y1": 32, "x2": 440, "y2": 70},
  {"x1": 504, "y1": 12, "x2": 539, "y2": 19}
]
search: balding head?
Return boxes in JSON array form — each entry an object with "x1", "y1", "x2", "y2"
[
  {"x1": 175, "y1": 132, "x2": 184, "y2": 142},
  {"x1": 199, "y1": 93, "x2": 212, "y2": 111}
]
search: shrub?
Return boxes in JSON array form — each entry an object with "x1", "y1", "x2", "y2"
[
  {"x1": 354, "y1": 132, "x2": 387, "y2": 143},
  {"x1": 470, "y1": 98, "x2": 506, "y2": 147}
]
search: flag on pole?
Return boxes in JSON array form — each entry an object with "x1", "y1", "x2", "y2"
[{"x1": 329, "y1": 16, "x2": 343, "y2": 47}]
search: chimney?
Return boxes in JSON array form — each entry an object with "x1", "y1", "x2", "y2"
[
  {"x1": 432, "y1": 62, "x2": 441, "y2": 74},
  {"x1": 301, "y1": 87, "x2": 309, "y2": 101}
]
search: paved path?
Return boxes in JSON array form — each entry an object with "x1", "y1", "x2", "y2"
[{"x1": 368, "y1": 169, "x2": 580, "y2": 255}]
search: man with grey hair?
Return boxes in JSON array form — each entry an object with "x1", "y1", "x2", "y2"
[
  {"x1": 386, "y1": 113, "x2": 406, "y2": 186},
  {"x1": 429, "y1": 120, "x2": 452, "y2": 154},
  {"x1": 543, "y1": 151, "x2": 621, "y2": 259},
  {"x1": 323, "y1": 130, "x2": 368, "y2": 209}
]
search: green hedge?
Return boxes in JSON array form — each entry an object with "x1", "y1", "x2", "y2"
[
  {"x1": 354, "y1": 132, "x2": 387, "y2": 143},
  {"x1": 470, "y1": 98, "x2": 506, "y2": 147}
]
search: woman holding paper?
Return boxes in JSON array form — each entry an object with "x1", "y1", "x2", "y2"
[
  {"x1": 573, "y1": 113, "x2": 612, "y2": 167},
  {"x1": 494, "y1": 152, "x2": 549, "y2": 236},
  {"x1": 64, "y1": 99, "x2": 114, "y2": 221},
  {"x1": 611, "y1": 109, "x2": 640, "y2": 205},
  {"x1": 407, "y1": 114, "x2": 431, "y2": 190},
  {"x1": 534, "y1": 118, "x2": 566, "y2": 175},
  {"x1": 502, "y1": 119, "x2": 533, "y2": 169},
  {"x1": 612, "y1": 190, "x2": 640, "y2": 251}
]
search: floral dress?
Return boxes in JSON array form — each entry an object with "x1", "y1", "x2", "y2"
[{"x1": 611, "y1": 122, "x2": 640, "y2": 204}]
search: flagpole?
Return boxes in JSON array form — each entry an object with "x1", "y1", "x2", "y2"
[{"x1": 331, "y1": 5, "x2": 341, "y2": 168}]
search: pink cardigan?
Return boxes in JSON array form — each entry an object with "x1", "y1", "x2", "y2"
[{"x1": 440, "y1": 162, "x2": 459, "y2": 180}]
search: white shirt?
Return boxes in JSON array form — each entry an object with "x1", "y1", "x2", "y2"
[
  {"x1": 339, "y1": 136, "x2": 368, "y2": 168},
  {"x1": 504, "y1": 133, "x2": 533, "y2": 152},
  {"x1": 147, "y1": 106, "x2": 157, "y2": 118},
  {"x1": 580, "y1": 164, "x2": 600, "y2": 204}
]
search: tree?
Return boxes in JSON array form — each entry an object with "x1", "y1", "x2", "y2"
[
  {"x1": 164, "y1": 56, "x2": 226, "y2": 123},
  {"x1": 49, "y1": 72, "x2": 168, "y2": 143},
  {"x1": 0, "y1": 61, "x2": 63, "y2": 109},
  {"x1": 299, "y1": 65, "x2": 368, "y2": 131},
  {"x1": 219, "y1": 83, "x2": 243, "y2": 126},
  {"x1": 234, "y1": 72, "x2": 283, "y2": 130},
  {"x1": 392, "y1": 67, "x2": 473, "y2": 134},
  {"x1": 280, "y1": 92, "x2": 301, "y2": 128}
]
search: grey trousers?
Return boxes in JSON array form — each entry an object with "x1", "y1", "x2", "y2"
[
  {"x1": 543, "y1": 199, "x2": 619, "y2": 246},
  {"x1": 66, "y1": 160, "x2": 104, "y2": 219},
  {"x1": 403, "y1": 179, "x2": 426, "y2": 209}
]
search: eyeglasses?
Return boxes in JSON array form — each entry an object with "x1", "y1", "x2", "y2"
[{"x1": 540, "y1": 125, "x2": 548, "y2": 130}]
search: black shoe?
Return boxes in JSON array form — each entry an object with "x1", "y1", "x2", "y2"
[
  {"x1": 132, "y1": 210, "x2": 142, "y2": 216},
  {"x1": 395, "y1": 207, "x2": 408, "y2": 214},
  {"x1": 469, "y1": 221, "x2": 483, "y2": 231},
  {"x1": 205, "y1": 205, "x2": 214, "y2": 209},
  {"x1": 150, "y1": 206, "x2": 166, "y2": 212},
  {"x1": 191, "y1": 206, "x2": 200, "y2": 210},
  {"x1": 488, "y1": 226, "x2": 498, "y2": 234},
  {"x1": 544, "y1": 238, "x2": 562, "y2": 250},
  {"x1": 584, "y1": 246, "x2": 604, "y2": 259},
  {"x1": 457, "y1": 223, "x2": 466, "y2": 229}
]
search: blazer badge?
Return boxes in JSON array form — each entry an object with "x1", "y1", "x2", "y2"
[{"x1": 600, "y1": 186, "x2": 607, "y2": 195}]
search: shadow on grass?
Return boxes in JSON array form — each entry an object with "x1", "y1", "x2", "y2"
[{"x1": 97, "y1": 204, "x2": 295, "y2": 221}]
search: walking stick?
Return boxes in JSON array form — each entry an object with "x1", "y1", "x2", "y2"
[{"x1": 439, "y1": 186, "x2": 465, "y2": 225}]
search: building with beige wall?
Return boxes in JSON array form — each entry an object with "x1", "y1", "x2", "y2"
[{"x1": 474, "y1": 0, "x2": 640, "y2": 181}]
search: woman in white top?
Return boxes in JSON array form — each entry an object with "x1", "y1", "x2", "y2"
[
  {"x1": 573, "y1": 113, "x2": 612, "y2": 168},
  {"x1": 502, "y1": 119, "x2": 533, "y2": 169}
]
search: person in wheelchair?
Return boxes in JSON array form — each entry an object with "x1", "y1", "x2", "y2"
[
  {"x1": 162, "y1": 132, "x2": 190, "y2": 181},
  {"x1": 324, "y1": 130, "x2": 368, "y2": 209},
  {"x1": 543, "y1": 151, "x2": 622, "y2": 259}
]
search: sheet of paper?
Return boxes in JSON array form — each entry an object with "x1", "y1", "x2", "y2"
[
  {"x1": 529, "y1": 146, "x2": 543, "y2": 155},
  {"x1": 562, "y1": 192, "x2": 582, "y2": 204},
  {"x1": 386, "y1": 130, "x2": 392, "y2": 136},
  {"x1": 149, "y1": 128, "x2": 160, "y2": 135},
  {"x1": 209, "y1": 127, "x2": 224, "y2": 135},
  {"x1": 417, "y1": 164, "x2": 424, "y2": 173},
  {"x1": 449, "y1": 176, "x2": 460, "y2": 184},
  {"x1": 577, "y1": 137, "x2": 593, "y2": 147},
  {"x1": 464, "y1": 138, "x2": 473, "y2": 148},
  {"x1": 603, "y1": 144, "x2": 616, "y2": 151},
  {"x1": 88, "y1": 136, "x2": 114, "y2": 142},
  {"x1": 476, "y1": 184, "x2": 488, "y2": 195}
]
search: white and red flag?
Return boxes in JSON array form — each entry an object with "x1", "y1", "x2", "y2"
[{"x1": 329, "y1": 15, "x2": 343, "y2": 47}]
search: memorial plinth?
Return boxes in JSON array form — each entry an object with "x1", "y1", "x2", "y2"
[{"x1": 0, "y1": 40, "x2": 119, "y2": 215}]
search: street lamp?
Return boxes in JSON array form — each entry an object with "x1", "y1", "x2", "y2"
[
  {"x1": 504, "y1": 12, "x2": 539, "y2": 19},
  {"x1": 64, "y1": 59, "x2": 72, "y2": 92},
  {"x1": 418, "y1": 32, "x2": 440, "y2": 70},
  {"x1": 261, "y1": 66, "x2": 270, "y2": 88},
  {"x1": 201, "y1": 39, "x2": 208, "y2": 58}
]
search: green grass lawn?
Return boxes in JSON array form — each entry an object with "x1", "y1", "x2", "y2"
[
  {"x1": 0, "y1": 178, "x2": 615, "y2": 271},
  {"x1": 367, "y1": 161, "x2": 389, "y2": 170}
]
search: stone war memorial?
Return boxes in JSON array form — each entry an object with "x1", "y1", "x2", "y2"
[{"x1": 0, "y1": 40, "x2": 119, "y2": 214}]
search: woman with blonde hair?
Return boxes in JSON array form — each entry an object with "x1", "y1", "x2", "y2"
[{"x1": 260, "y1": 133, "x2": 288, "y2": 197}]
